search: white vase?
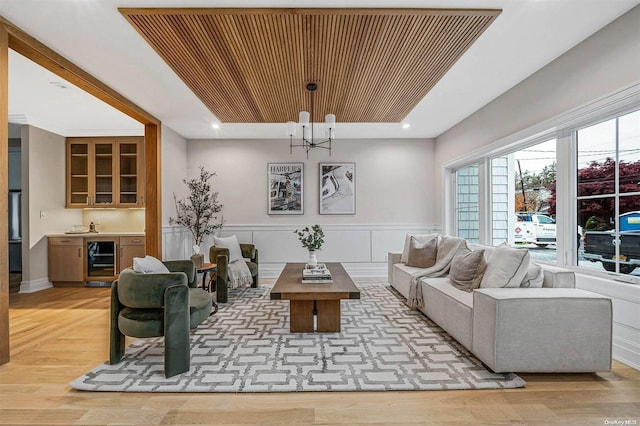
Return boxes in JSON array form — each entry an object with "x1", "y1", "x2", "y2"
[
  {"x1": 307, "y1": 250, "x2": 318, "y2": 267},
  {"x1": 191, "y1": 244, "x2": 204, "y2": 268}
]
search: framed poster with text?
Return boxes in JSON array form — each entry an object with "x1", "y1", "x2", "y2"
[{"x1": 268, "y1": 162, "x2": 304, "y2": 214}]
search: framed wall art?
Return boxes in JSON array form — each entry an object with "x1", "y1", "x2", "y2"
[
  {"x1": 268, "y1": 162, "x2": 304, "y2": 214},
  {"x1": 319, "y1": 162, "x2": 355, "y2": 215}
]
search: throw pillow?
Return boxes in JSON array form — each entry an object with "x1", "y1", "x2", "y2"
[
  {"x1": 520, "y1": 262, "x2": 544, "y2": 288},
  {"x1": 401, "y1": 233, "x2": 439, "y2": 263},
  {"x1": 213, "y1": 235, "x2": 243, "y2": 263},
  {"x1": 406, "y1": 236, "x2": 438, "y2": 268},
  {"x1": 449, "y1": 247, "x2": 487, "y2": 292},
  {"x1": 480, "y1": 243, "x2": 530, "y2": 288},
  {"x1": 132, "y1": 255, "x2": 170, "y2": 274}
]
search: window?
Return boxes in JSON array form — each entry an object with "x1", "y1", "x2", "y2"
[
  {"x1": 490, "y1": 139, "x2": 558, "y2": 263},
  {"x1": 445, "y1": 88, "x2": 639, "y2": 283},
  {"x1": 577, "y1": 110, "x2": 640, "y2": 276},
  {"x1": 455, "y1": 165, "x2": 480, "y2": 242}
]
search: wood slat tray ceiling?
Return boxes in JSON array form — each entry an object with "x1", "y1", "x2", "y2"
[{"x1": 121, "y1": 8, "x2": 500, "y2": 124}]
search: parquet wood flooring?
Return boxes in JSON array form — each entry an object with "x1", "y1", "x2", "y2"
[{"x1": 1, "y1": 286, "x2": 639, "y2": 425}]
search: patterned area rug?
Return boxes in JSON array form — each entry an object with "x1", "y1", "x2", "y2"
[{"x1": 70, "y1": 283, "x2": 525, "y2": 392}]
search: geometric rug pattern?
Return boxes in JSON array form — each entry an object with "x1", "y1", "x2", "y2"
[{"x1": 70, "y1": 283, "x2": 525, "y2": 392}]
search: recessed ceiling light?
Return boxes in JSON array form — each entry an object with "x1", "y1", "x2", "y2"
[
  {"x1": 211, "y1": 123, "x2": 220, "y2": 129},
  {"x1": 402, "y1": 123, "x2": 410, "y2": 129}
]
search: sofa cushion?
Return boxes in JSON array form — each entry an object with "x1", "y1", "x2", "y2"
[
  {"x1": 520, "y1": 262, "x2": 544, "y2": 288},
  {"x1": 392, "y1": 263, "x2": 427, "y2": 299},
  {"x1": 480, "y1": 244, "x2": 530, "y2": 288},
  {"x1": 449, "y1": 248, "x2": 486, "y2": 292},
  {"x1": 406, "y1": 236, "x2": 438, "y2": 268},
  {"x1": 422, "y1": 277, "x2": 474, "y2": 309},
  {"x1": 401, "y1": 233, "x2": 439, "y2": 263},
  {"x1": 422, "y1": 278, "x2": 473, "y2": 350}
]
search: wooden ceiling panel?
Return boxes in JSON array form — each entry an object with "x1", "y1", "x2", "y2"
[{"x1": 121, "y1": 8, "x2": 500, "y2": 123}]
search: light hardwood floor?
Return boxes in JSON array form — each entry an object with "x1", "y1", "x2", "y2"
[{"x1": 1, "y1": 286, "x2": 639, "y2": 425}]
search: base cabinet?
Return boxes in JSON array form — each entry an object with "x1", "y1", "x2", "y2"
[
  {"x1": 48, "y1": 235, "x2": 145, "y2": 285},
  {"x1": 48, "y1": 237, "x2": 84, "y2": 284},
  {"x1": 119, "y1": 236, "x2": 146, "y2": 272}
]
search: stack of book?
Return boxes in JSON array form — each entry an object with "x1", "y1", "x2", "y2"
[{"x1": 302, "y1": 264, "x2": 333, "y2": 283}]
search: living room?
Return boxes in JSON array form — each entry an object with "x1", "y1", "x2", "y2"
[{"x1": 1, "y1": 1, "x2": 640, "y2": 424}]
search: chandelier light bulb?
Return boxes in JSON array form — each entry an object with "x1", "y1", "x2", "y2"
[{"x1": 286, "y1": 121, "x2": 296, "y2": 137}]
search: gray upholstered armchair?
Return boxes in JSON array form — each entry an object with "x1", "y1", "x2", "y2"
[
  {"x1": 109, "y1": 260, "x2": 212, "y2": 378},
  {"x1": 209, "y1": 243, "x2": 259, "y2": 303}
]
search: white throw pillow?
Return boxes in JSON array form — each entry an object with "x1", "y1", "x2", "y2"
[
  {"x1": 480, "y1": 243, "x2": 530, "y2": 288},
  {"x1": 132, "y1": 255, "x2": 170, "y2": 274},
  {"x1": 401, "y1": 233, "x2": 439, "y2": 263},
  {"x1": 520, "y1": 262, "x2": 544, "y2": 288},
  {"x1": 213, "y1": 235, "x2": 243, "y2": 263}
]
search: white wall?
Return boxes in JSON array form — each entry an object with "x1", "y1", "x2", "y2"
[
  {"x1": 161, "y1": 125, "x2": 189, "y2": 227},
  {"x1": 161, "y1": 125, "x2": 191, "y2": 260},
  {"x1": 21, "y1": 125, "x2": 81, "y2": 292},
  {"x1": 187, "y1": 138, "x2": 434, "y2": 224},
  {"x1": 434, "y1": 5, "x2": 640, "y2": 223},
  {"x1": 161, "y1": 138, "x2": 438, "y2": 276}
]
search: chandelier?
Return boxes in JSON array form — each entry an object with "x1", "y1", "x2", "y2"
[{"x1": 288, "y1": 83, "x2": 336, "y2": 158}]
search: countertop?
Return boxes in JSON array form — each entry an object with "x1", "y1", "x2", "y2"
[{"x1": 47, "y1": 232, "x2": 146, "y2": 238}]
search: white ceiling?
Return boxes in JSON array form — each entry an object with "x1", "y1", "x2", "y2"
[{"x1": 1, "y1": 0, "x2": 639, "y2": 140}]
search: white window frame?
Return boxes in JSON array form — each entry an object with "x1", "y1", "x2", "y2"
[{"x1": 443, "y1": 83, "x2": 640, "y2": 284}]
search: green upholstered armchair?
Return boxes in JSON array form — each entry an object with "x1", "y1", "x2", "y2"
[
  {"x1": 109, "y1": 260, "x2": 212, "y2": 378},
  {"x1": 209, "y1": 243, "x2": 259, "y2": 303}
]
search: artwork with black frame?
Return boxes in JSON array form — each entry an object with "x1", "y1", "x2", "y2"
[
  {"x1": 268, "y1": 162, "x2": 304, "y2": 214},
  {"x1": 319, "y1": 162, "x2": 355, "y2": 215}
]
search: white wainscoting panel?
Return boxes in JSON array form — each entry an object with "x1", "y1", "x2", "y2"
[
  {"x1": 162, "y1": 224, "x2": 439, "y2": 278},
  {"x1": 576, "y1": 273, "x2": 640, "y2": 371}
]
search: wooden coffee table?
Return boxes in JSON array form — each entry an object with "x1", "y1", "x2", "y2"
[{"x1": 270, "y1": 263, "x2": 360, "y2": 333}]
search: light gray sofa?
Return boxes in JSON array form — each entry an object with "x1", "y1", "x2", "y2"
[{"x1": 388, "y1": 240, "x2": 612, "y2": 373}]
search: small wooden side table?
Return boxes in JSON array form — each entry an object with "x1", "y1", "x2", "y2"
[{"x1": 196, "y1": 263, "x2": 217, "y2": 292}]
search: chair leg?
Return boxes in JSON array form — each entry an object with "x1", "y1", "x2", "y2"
[
  {"x1": 216, "y1": 276, "x2": 228, "y2": 303},
  {"x1": 164, "y1": 285, "x2": 190, "y2": 378},
  {"x1": 109, "y1": 281, "x2": 125, "y2": 364}
]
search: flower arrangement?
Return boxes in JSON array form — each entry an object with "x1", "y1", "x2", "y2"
[
  {"x1": 170, "y1": 166, "x2": 223, "y2": 249},
  {"x1": 294, "y1": 225, "x2": 325, "y2": 251}
]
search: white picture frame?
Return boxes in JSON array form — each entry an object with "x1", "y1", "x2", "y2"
[{"x1": 319, "y1": 162, "x2": 355, "y2": 215}]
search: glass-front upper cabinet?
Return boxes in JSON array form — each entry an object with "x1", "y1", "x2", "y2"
[
  {"x1": 67, "y1": 141, "x2": 90, "y2": 207},
  {"x1": 93, "y1": 141, "x2": 114, "y2": 206},
  {"x1": 117, "y1": 138, "x2": 144, "y2": 207},
  {"x1": 66, "y1": 137, "x2": 144, "y2": 208}
]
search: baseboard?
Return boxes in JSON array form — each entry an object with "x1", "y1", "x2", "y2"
[
  {"x1": 613, "y1": 334, "x2": 640, "y2": 371},
  {"x1": 19, "y1": 278, "x2": 53, "y2": 293}
]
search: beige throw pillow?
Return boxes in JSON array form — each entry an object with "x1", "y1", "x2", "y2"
[
  {"x1": 449, "y1": 248, "x2": 487, "y2": 292},
  {"x1": 406, "y1": 236, "x2": 438, "y2": 268},
  {"x1": 480, "y1": 243, "x2": 530, "y2": 288},
  {"x1": 401, "y1": 233, "x2": 439, "y2": 263}
]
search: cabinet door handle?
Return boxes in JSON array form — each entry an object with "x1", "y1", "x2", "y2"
[
  {"x1": 78, "y1": 247, "x2": 81, "y2": 257},
  {"x1": 131, "y1": 239, "x2": 141, "y2": 243},
  {"x1": 60, "y1": 239, "x2": 71, "y2": 243}
]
